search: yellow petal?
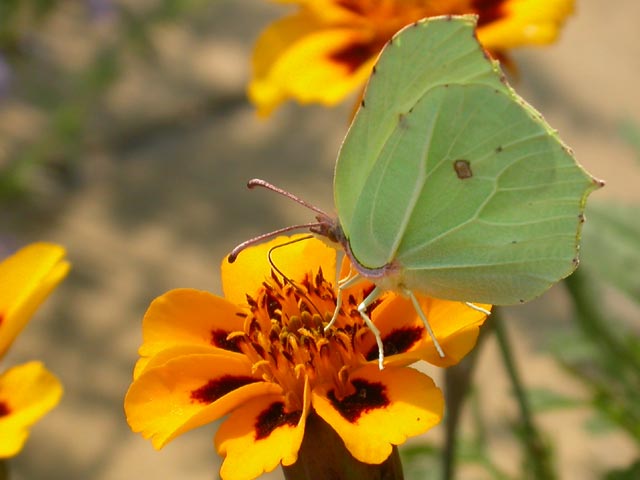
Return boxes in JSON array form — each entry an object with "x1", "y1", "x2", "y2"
[
  {"x1": 249, "y1": 16, "x2": 377, "y2": 116},
  {"x1": 134, "y1": 289, "x2": 246, "y2": 377},
  {"x1": 125, "y1": 353, "x2": 281, "y2": 449},
  {"x1": 313, "y1": 364, "x2": 443, "y2": 464},
  {"x1": 215, "y1": 379, "x2": 310, "y2": 480},
  {"x1": 366, "y1": 294, "x2": 490, "y2": 368},
  {"x1": 0, "y1": 243, "x2": 69, "y2": 358},
  {"x1": 0, "y1": 361, "x2": 63, "y2": 458},
  {"x1": 222, "y1": 235, "x2": 336, "y2": 306},
  {"x1": 478, "y1": 0, "x2": 575, "y2": 50}
]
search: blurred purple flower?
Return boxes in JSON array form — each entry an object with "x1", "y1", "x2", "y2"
[{"x1": 87, "y1": 0, "x2": 115, "y2": 20}]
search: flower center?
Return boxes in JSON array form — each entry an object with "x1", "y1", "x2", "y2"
[{"x1": 231, "y1": 269, "x2": 378, "y2": 407}]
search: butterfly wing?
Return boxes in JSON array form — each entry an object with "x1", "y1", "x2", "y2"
[{"x1": 334, "y1": 16, "x2": 600, "y2": 305}]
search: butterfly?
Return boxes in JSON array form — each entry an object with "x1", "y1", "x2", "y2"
[{"x1": 229, "y1": 15, "x2": 603, "y2": 368}]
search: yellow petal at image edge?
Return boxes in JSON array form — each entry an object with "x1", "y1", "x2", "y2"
[
  {"x1": 0, "y1": 243, "x2": 70, "y2": 357},
  {"x1": 0, "y1": 361, "x2": 63, "y2": 458},
  {"x1": 313, "y1": 365, "x2": 443, "y2": 464},
  {"x1": 215, "y1": 381, "x2": 310, "y2": 480},
  {"x1": 125, "y1": 353, "x2": 282, "y2": 449}
]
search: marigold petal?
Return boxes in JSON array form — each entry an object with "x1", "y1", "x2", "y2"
[
  {"x1": 134, "y1": 344, "x2": 234, "y2": 380},
  {"x1": 0, "y1": 243, "x2": 69, "y2": 358},
  {"x1": 249, "y1": 20, "x2": 376, "y2": 116},
  {"x1": 215, "y1": 380, "x2": 310, "y2": 480},
  {"x1": 477, "y1": 0, "x2": 574, "y2": 50},
  {"x1": 313, "y1": 365, "x2": 443, "y2": 464},
  {"x1": 368, "y1": 294, "x2": 490, "y2": 368},
  {"x1": 0, "y1": 361, "x2": 63, "y2": 458},
  {"x1": 222, "y1": 235, "x2": 336, "y2": 306},
  {"x1": 137, "y1": 289, "x2": 245, "y2": 369},
  {"x1": 125, "y1": 354, "x2": 281, "y2": 449}
]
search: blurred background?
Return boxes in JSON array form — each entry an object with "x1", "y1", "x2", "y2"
[{"x1": 1, "y1": 1, "x2": 638, "y2": 479}]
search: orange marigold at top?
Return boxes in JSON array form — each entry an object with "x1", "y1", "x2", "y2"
[
  {"x1": 125, "y1": 235, "x2": 489, "y2": 479},
  {"x1": 249, "y1": 0, "x2": 574, "y2": 115}
]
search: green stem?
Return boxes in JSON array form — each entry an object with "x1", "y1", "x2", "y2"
[
  {"x1": 492, "y1": 310, "x2": 556, "y2": 480},
  {"x1": 564, "y1": 268, "x2": 640, "y2": 371},
  {"x1": 0, "y1": 460, "x2": 8, "y2": 480},
  {"x1": 443, "y1": 319, "x2": 493, "y2": 480}
]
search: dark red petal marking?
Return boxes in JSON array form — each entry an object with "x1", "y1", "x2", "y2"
[
  {"x1": 328, "y1": 379, "x2": 389, "y2": 423},
  {"x1": 329, "y1": 41, "x2": 379, "y2": 75},
  {"x1": 255, "y1": 401, "x2": 302, "y2": 440},
  {"x1": 473, "y1": 0, "x2": 507, "y2": 26},
  {"x1": 0, "y1": 401, "x2": 10, "y2": 417},
  {"x1": 190, "y1": 375, "x2": 259, "y2": 404},
  {"x1": 210, "y1": 329, "x2": 243, "y2": 353},
  {"x1": 365, "y1": 326, "x2": 424, "y2": 361},
  {"x1": 0, "y1": 312, "x2": 4, "y2": 327},
  {"x1": 334, "y1": 0, "x2": 366, "y2": 16}
]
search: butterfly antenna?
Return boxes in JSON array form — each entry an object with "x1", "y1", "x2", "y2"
[
  {"x1": 267, "y1": 235, "x2": 324, "y2": 318},
  {"x1": 248, "y1": 179, "x2": 331, "y2": 218},
  {"x1": 228, "y1": 222, "x2": 323, "y2": 263}
]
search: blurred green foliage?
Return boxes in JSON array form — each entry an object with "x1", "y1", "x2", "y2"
[{"x1": 0, "y1": 0, "x2": 218, "y2": 200}]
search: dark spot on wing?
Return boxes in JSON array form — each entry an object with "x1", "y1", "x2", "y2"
[
  {"x1": 495, "y1": 145, "x2": 503, "y2": 153},
  {"x1": 453, "y1": 159, "x2": 473, "y2": 179},
  {"x1": 398, "y1": 112, "x2": 409, "y2": 129},
  {"x1": 0, "y1": 401, "x2": 10, "y2": 417}
]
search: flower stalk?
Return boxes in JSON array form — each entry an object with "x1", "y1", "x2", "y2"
[
  {"x1": 282, "y1": 412, "x2": 404, "y2": 480},
  {"x1": 492, "y1": 309, "x2": 556, "y2": 479}
]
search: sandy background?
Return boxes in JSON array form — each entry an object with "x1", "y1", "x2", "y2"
[{"x1": 1, "y1": 0, "x2": 639, "y2": 479}]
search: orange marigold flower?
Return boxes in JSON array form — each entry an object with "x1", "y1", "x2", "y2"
[
  {"x1": 125, "y1": 235, "x2": 488, "y2": 479},
  {"x1": 0, "y1": 243, "x2": 68, "y2": 458},
  {"x1": 249, "y1": 0, "x2": 574, "y2": 115}
]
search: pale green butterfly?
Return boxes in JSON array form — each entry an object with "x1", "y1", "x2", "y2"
[{"x1": 229, "y1": 15, "x2": 603, "y2": 368}]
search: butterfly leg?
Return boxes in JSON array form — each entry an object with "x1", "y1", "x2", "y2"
[
  {"x1": 404, "y1": 288, "x2": 445, "y2": 358},
  {"x1": 464, "y1": 302, "x2": 492, "y2": 316},
  {"x1": 357, "y1": 285, "x2": 386, "y2": 370},
  {"x1": 325, "y1": 271, "x2": 361, "y2": 331}
]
